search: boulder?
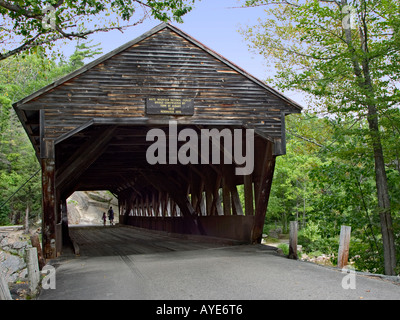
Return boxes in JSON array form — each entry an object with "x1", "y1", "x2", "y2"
[{"x1": 0, "y1": 251, "x2": 26, "y2": 283}]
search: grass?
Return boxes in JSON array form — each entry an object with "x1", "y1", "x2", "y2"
[
  {"x1": 277, "y1": 243, "x2": 289, "y2": 255},
  {"x1": 264, "y1": 237, "x2": 280, "y2": 243}
]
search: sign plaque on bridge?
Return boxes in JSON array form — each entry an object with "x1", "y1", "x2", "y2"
[{"x1": 146, "y1": 97, "x2": 194, "y2": 115}]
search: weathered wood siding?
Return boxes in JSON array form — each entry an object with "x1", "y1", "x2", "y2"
[{"x1": 19, "y1": 26, "x2": 299, "y2": 143}]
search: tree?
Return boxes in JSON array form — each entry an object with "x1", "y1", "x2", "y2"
[
  {"x1": 0, "y1": 0, "x2": 195, "y2": 60},
  {"x1": 0, "y1": 40, "x2": 103, "y2": 225},
  {"x1": 241, "y1": 0, "x2": 399, "y2": 275}
]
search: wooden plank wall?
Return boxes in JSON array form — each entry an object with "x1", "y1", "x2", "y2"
[{"x1": 23, "y1": 28, "x2": 296, "y2": 143}]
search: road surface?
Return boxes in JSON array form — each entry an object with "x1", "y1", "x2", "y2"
[{"x1": 38, "y1": 225, "x2": 400, "y2": 300}]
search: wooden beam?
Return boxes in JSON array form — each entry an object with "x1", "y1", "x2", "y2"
[
  {"x1": 56, "y1": 126, "x2": 117, "y2": 192},
  {"x1": 244, "y1": 174, "x2": 254, "y2": 216},
  {"x1": 221, "y1": 165, "x2": 235, "y2": 216},
  {"x1": 41, "y1": 157, "x2": 57, "y2": 259},
  {"x1": 122, "y1": 192, "x2": 135, "y2": 223},
  {"x1": 222, "y1": 177, "x2": 231, "y2": 216},
  {"x1": 210, "y1": 173, "x2": 223, "y2": 216},
  {"x1": 252, "y1": 141, "x2": 276, "y2": 243},
  {"x1": 144, "y1": 171, "x2": 205, "y2": 235},
  {"x1": 231, "y1": 185, "x2": 244, "y2": 216}
]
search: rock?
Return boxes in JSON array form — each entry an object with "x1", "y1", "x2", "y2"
[
  {"x1": 19, "y1": 268, "x2": 28, "y2": 280},
  {"x1": 269, "y1": 230, "x2": 279, "y2": 238},
  {"x1": 301, "y1": 253, "x2": 309, "y2": 260},
  {"x1": 0, "y1": 237, "x2": 9, "y2": 248},
  {"x1": 12, "y1": 241, "x2": 28, "y2": 250},
  {"x1": 9, "y1": 282, "x2": 30, "y2": 300},
  {"x1": 0, "y1": 252, "x2": 26, "y2": 283}
]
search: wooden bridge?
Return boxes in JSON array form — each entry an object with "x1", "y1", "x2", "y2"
[{"x1": 13, "y1": 23, "x2": 302, "y2": 259}]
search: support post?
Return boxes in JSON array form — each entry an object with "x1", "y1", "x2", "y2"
[
  {"x1": 40, "y1": 110, "x2": 57, "y2": 259},
  {"x1": 0, "y1": 272, "x2": 12, "y2": 300},
  {"x1": 288, "y1": 221, "x2": 298, "y2": 260},
  {"x1": 244, "y1": 174, "x2": 254, "y2": 216},
  {"x1": 231, "y1": 185, "x2": 244, "y2": 216},
  {"x1": 30, "y1": 234, "x2": 46, "y2": 270},
  {"x1": 26, "y1": 247, "x2": 40, "y2": 294},
  {"x1": 252, "y1": 141, "x2": 275, "y2": 243},
  {"x1": 41, "y1": 157, "x2": 56, "y2": 259},
  {"x1": 41, "y1": 141, "x2": 57, "y2": 259},
  {"x1": 338, "y1": 225, "x2": 351, "y2": 269},
  {"x1": 222, "y1": 177, "x2": 231, "y2": 216}
]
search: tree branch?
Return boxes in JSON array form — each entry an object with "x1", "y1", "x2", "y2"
[
  {"x1": 286, "y1": 129, "x2": 325, "y2": 148},
  {"x1": 0, "y1": 17, "x2": 146, "y2": 61},
  {"x1": 0, "y1": 0, "x2": 40, "y2": 18}
]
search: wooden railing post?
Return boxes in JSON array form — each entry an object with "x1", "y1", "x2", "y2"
[
  {"x1": 288, "y1": 221, "x2": 298, "y2": 260},
  {"x1": 0, "y1": 272, "x2": 12, "y2": 300},
  {"x1": 338, "y1": 225, "x2": 351, "y2": 269},
  {"x1": 27, "y1": 247, "x2": 40, "y2": 295}
]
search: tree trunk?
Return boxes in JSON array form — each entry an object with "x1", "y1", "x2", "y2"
[
  {"x1": 343, "y1": 7, "x2": 397, "y2": 274},
  {"x1": 24, "y1": 204, "x2": 29, "y2": 233},
  {"x1": 367, "y1": 104, "x2": 397, "y2": 275}
]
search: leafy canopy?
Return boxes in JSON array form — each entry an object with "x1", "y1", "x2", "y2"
[
  {"x1": 241, "y1": 0, "x2": 400, "y2": 116},
  {"x1": 0, "y1": 0, "x2": 196, "y2": 60}
]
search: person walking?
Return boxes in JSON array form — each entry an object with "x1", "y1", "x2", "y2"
[
  {"x1": 108, "y1": 207, "x2": 114, "y2": 226},
  {"x1": 102, "y1": 212, "x2": 107, "y2": 226}
]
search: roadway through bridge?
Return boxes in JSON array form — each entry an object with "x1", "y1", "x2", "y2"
[{"x1": 38, "y1": 225, "x2": 400, "y2": 301}]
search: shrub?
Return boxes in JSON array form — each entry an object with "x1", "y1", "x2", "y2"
[
  {"x1": 298, "y1": 221, "x2": 339, "y2": 256},
  {"x1": 277, "y1": 243, "x2": 289, "y2": 255},
  {"x1": 349, "y1": 238, "x2": 384, "y2": 274}
]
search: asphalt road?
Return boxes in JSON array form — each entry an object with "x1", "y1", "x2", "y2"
[{"x1": 38, "y1": 226, "x2": 400, "y2": 301}]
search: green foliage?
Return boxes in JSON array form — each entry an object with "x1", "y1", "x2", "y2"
[
  {"x1": 350, "y1": 238, "x2": 384, "y2": 274},
  {"x1": 299, "y1": 221, "x2": 321, "y2": 242},
  {"x1": 243, "y1": 0, "x2": 400, "y2": 275},
  {"x1": 297, "y1": 220, "x2": 338, "y2": 260},
  {"x1": 241, "y1": 0, "x2": 400, "y2": 115},
  {"x1": 0, "y1": 0, "x2": 196, "y2": 60},
  {"x1": 68, "y1": 41, "x2": 103, "y2": 69},
  {"x1": 0, "y1": 203, "x2": 10, "y2": 225},
  {"x1": 277, "y1": 243, "x2": 289, "y2": 256},
  {"x1": 0, "y1": 40, "x2": 103, "y2": 225},
  {"x1": 259, "y1": 111, "x2": 400, "y2": 273}
]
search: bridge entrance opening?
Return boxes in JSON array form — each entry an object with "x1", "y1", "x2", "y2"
[{"x1": 66, "y1": 191, "x2": 118, "y2": 226}]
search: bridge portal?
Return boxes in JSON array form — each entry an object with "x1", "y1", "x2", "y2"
[{"x1": 13, "y1": 23, "x2": 302, "y2": 259}]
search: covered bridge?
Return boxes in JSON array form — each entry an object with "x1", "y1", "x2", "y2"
[{"x1": 13, "y1": 23, "x2": 302, "y2": 259}]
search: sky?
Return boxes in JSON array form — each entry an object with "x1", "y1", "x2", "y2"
[{"x1": 62, "y1": 0, "x2": 305, "y2": 108}]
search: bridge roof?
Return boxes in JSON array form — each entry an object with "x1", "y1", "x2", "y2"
[{"x1": 13, "y1": 22, "x2": 302, "y2": 159}]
